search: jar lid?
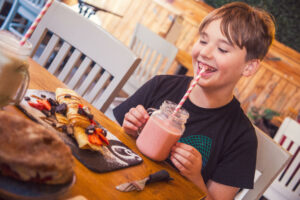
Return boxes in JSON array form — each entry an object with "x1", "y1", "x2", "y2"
[{"x1": 161, "y1": 100, "x2": 189, "y2": 124}]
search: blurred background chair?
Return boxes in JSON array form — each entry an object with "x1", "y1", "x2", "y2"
[
  {"x1": 1, "y1": 0, "x2": 45, "y2": 38},
  {"x1": 105, "y1": 23, "x2": 178, "y2": 120},
  {"x1": 122, "y1": 22, "x2": 178, "y2": 96},
  {"x1": 234, "y1": 126, "x2": 291, "y2": 200},
  {"x1": 29, "y1": 0, "x2": 141, "y2": 112},
  {"x1": 0, "y1": 0, "x2": 13, "y2": 22},
  {"x1": 263, "y1": 117, "x2": 300, "y2": 200}
]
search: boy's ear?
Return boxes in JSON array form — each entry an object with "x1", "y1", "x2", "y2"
[{"x1": 242, "y1": 59, "x2": 260, "y2": 77}]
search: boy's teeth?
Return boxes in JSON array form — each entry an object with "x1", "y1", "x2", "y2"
[{"x1": 199, "y1": 63, "x2": 216, "y2": 72}]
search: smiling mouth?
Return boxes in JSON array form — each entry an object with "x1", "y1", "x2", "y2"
[{"x1": 198, "y1": 62, "x2": 217, "y2": 73}]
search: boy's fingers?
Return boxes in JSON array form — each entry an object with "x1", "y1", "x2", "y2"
[
  {"x1": 136, "y1": 105, "x2": 149, "y2": 121},
  {"x1": 122, "y1": 120, "x2": 138, "y2": 137},
  {"x1": 172, "y1": 152, "x2": 193, "y2": 168},
  {"x1": 125, "y1": 111, "x2": 143, "y2": 127},
  {"x1": 172, "y1": 146, "x2": 195, "y2": 162},
  {"x1": 170, "y1": 155, "x2": 188, "y2": 174},
  {"x1": 175, "y1": 143, "x2": 199, "y2": 156},
  {"x1": 122, "y1": 119, "x2": 138, "y2": 130}
]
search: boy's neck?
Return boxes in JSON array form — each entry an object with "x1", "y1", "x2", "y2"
[{"x1": 189, "y1": 85, "x2": 234, "y2": 108}]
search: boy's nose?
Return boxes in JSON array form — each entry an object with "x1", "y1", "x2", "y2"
[{"x1": 200, "y1": 45, "x2": 214, "y2": 59}]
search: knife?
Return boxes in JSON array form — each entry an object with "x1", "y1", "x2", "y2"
[{"x1": 116, "y1": 170, "x2": 173, "y2": 192}]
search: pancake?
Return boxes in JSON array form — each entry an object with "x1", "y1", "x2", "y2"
[
  {"x1": 73, "y1": 126, "x2": 103, "y2": 152},
  {"x1": 0, "y1": 111, "x2": 74, "y2": 184},
  {"x1": 56, "y1": 88, "x2": 90, "y2": 128},
  {"x1": 55, "y1": 88, "x2": 106, "y2": 152}
]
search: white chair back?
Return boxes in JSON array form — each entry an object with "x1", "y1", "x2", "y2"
[
  {"x1": 29, "y1": 0, "x2": 140, "y2": 112},
  {"x1": 122, "y1": 23, "x2": 178, "y2": 96},
  {"x1": 235, "y1": 126, "x2": 291, "y2": 200},
  {"x1": 264, "y1": 117, "x2": 300, "y2": 200}
]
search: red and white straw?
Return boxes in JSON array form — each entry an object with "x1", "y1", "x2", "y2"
[
  {"x1": 174, "y1": 67, "x2": 206, "y2": 114},
  {"x1": 19, "y1": 0, "x2": 54, "y2": 46}
]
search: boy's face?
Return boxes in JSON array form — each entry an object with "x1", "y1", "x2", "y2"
[{"x1": 191, "y1": 19, "x2": 252, "y2": 91}]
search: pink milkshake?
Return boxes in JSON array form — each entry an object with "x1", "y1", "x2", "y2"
[{"x1": 136, "y1": 101, "x2": 189, "y2": 161}]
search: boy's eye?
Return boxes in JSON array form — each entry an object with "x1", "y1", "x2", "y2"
[
  {"x1": 200, "y1": 40, "x2": 207, "y2": 44},
  {"x1": 218, "y1": 48, "x2": 228, "y2": 53}
]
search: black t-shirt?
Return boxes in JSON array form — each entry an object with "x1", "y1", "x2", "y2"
[{"x1": 114, "y1": 75, "x2": 257, "y2": 189}]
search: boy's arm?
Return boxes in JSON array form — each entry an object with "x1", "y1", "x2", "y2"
[
  {"x1": 171, "y1": 143, "x2": 239, "y2": 200},
  {"x1": 205, "y1": 180, "x2": 239, "y2": 200}
]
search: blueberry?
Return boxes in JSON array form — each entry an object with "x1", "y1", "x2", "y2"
[{"x1": 24, "y1": 96, "x2": 30, "y2": 101}]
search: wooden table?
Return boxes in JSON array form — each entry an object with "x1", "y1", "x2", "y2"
[{"x1": 4, "y1": 58, "x2": 206, "y2": 200}]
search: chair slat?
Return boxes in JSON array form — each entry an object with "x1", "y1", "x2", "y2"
[
  {"x1": 289, "y1": 143, "x2": 298, "y2": 155},
  {"x1": 286, "y1": 156, "x2": 299, "y2": 190},
  {"x1": 144, "y1": 51, "x2": 159, "y2": 82},
  {"x1": 137, "y1": 47, "x2": 153, "y2": 83},
  {"x1": 68, "y1": 57, "x2": 92, "y2": 89},
  {"x1": 77, "y1": 64, "x2": 101, "y2": 96},
  {"x1": 152, "y1": 55, "x2": 165, "y2": 78},
  {"x1": 93, "y1": 79, "x2": 119, "y2": 110},
  {"x1": 282, "y1": 138, "x2": 292, "y2": 149},
  {"x1": 281, "y1": 151, "x2": 299, "y2": 184},
  {"x1": 134, "y1": 43, "x2": 148, "y2": 77},
  {"x1": 37, "y1": 34, "x2": 60, "y2": 67},
  {"x1": 84, "y1": 71, "x2": 110, "y2": 102},
  {"x1": 57, "y1": 49, "x2": 82, "y2": 82},
  {"x1": 48, "y1": 41, "x2": 71, "y2": 75}
]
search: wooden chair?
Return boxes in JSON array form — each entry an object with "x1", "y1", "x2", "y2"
[
  {"x1": 0, "y1": 0, "x2": 13, "y2": 20},
  {"x1": 122, "y1": 23, "x2": 178, "y2": 96},
  {"x1": 105, "y1": 23, "x2": 178, "y2": 120},
  {"x1": 234, "y1": 126, "x2": 292, "y2": 200},
  {"x1": 263, "y1": 117, "x2": 300, "y2": 200},
  {"x1": 1, "y1": 0, "x2": 45, "y2": 38},
  {"x1": 29, "y1": 0, "x2": 141, "y2": 112}
]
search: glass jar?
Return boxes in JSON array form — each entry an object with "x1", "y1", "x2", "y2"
[
  {"x1": 136, "y1": 100, "x2": 189, "y2": 161},
  {"x1": 0, "y1": 31, "x2": 31, "y2": 108}
]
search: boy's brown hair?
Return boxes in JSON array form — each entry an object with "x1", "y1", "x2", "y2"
[{"x1": 199, "y1": 1, "x2": 275, "y2": 61}]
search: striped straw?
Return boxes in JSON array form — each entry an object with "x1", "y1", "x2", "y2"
[
  {"x1": 174, "y1": 67, "x2": 206, "y2": 114},
  {"x1": 19, "y1": 0, "x2": 54, "y2": 46}
]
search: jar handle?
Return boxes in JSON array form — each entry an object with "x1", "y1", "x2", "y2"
[
  {"x1": 137, "y1": 107, "x2": 157, "y2": 135},
  {"x1": 13, "y1": 67, "x2": 30, "y2": 105},
  {"x1": 147, "y1": 108, "x2": 157, "y2": 116}
]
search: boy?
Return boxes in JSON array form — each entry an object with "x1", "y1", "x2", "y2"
[{"x1": 113, "y1": 2, "x2": 275, "y2": 199}]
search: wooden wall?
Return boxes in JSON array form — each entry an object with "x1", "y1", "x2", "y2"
[{"x1": 64, "y1": 0, "x2": 300, "y2": 121}]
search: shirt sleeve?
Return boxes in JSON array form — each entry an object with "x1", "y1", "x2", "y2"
[
  {"x1": 211, "y1": 127, "x2": 257, "y2": 189},
  {"x1": 113, "y1": 76, "x2": 159, "y2": 125}
]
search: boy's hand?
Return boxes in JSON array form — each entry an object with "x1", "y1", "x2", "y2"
[
  {"x1": 122, "y1": 105, "x2": 149, "y2": 137},
  {"x1": 170, "y1": 142, "x2": 203, "y2": 183}
]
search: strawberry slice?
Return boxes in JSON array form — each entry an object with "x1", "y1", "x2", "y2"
[
  {"x1": 37, "y1": 99, "x2": 51, "y2": 111},
  {"x1": 95, "y1": 128, "x2": 109, "y2": 145},
  {"x1": 28, "y1": 101, "x2": 44, "y2": 111},
  {"x1": 90, "y1": 119, "x2": 96, "y2": 125},
  {"x1": 88, "y1": 134, "x2": 103, "y2": 146}
]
